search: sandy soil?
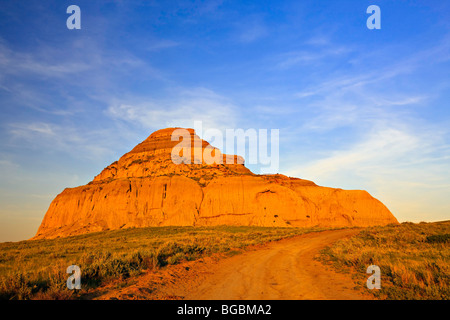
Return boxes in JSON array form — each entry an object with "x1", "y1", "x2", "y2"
[{"x1": 93, "y1": 228, "x2": 373, "y2": 300}]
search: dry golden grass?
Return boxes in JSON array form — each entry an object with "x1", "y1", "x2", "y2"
[
  {"x1": 0, "y1": 225, "x2": 331, "y2": 300},
  {"x1": 320, "y1": 220, "x2": 450, "y2": 300}
]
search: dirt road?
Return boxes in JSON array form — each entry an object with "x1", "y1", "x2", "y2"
[
  {"x1": 185, "y1": 228, "x2": 370, "y2": 300},
  {"x1": 96, "y1": 228, "x2": 372, "y2": 300}
]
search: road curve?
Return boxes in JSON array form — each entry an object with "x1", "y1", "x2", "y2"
[
  {"x1": 185, "y1": 228, "x2": 371, "y2": 300},
  {"x1": 95, "y1": 228, "x2": 373, "y2": 300}
]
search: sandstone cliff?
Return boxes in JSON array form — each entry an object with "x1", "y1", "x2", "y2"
[{"x1": 34, "y1": 128, "x2": 398, "y2": 239}]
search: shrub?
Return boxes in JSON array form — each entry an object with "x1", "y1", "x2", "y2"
[
  {"x1": 0, "y1": 272, "x2": 32, "y2": 300},
  {"x1": 426, "y1": 234, "x2": 450, "y2": 244}
]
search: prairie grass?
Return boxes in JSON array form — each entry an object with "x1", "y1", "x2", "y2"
[
  {"x1": 320, "y1": 221, "x2": 450, "y2": 300},
  {"x1": 0, "y1": 225, "x2": 329, "y2": 300}
]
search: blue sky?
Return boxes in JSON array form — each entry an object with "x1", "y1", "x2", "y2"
[{"x1": 1, "y1": 0, "x2": 449, "y2": 241}]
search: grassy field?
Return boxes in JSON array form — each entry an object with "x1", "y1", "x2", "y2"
[
  {"x1": 320, "y1": 220, "x2": 450, "y2": 300},
  {"x1": 0, "y1": 225, "x2": 330, "y2": 300}
]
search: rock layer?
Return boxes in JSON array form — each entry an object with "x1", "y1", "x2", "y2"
[{"x1": 34, "y1": 128, "x2": 398, "y2": 239}]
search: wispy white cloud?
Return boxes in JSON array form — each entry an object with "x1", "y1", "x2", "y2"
[
  {"x1": 286, "y1": 120, "x2": 450, "y2": 222},
  {"x1": 280, "y1": 34, "x2": 450, "y2": 223},
  {"x1": 277, "y1": 46, "x2": 350, "y2": 69},
  {"x1": 288, "y1": 40, "x2": 449, "y2": 135},
  {"x1": 9, "y1": 122, "x2": 56, "y2": 137},
  {"x1": 370, "y1": 96, "x2": 427, "y2": 107},
  {"x1": 107, "y1": 87, "x2": 239, "y2": 131},
  {"x1": 294, "y1": 71, "x2": 387, "y2": 100},
  {"x1": 288, "y1": 127, "x2": 422, "y2": 179},
  {"x1": 296, "y1": 89, "x2": 428, "y2": 134},
  {"x1": 0, "y1": 40, "x2": 91, "y2": 78},
  {"x1": 0, "y1": 36, "x2": 158, "y2": 91},
  {"x1": 304, "y1": 35, "x2": 332, "y2": 46},
  {"x1": 295, "y1": 37, "x2": 450, "y2": 100},
  {"x1": 6, "y1": 122, "x2": 118, "y2": 161}
]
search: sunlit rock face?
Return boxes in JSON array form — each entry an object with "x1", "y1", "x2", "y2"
[{"x1": 34, "y1": 128, "x2": 398, "y2": 239}]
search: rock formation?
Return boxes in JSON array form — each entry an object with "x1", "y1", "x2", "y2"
[{"x1": 34, "y1": 128, "x2": 398, "y2": 239}]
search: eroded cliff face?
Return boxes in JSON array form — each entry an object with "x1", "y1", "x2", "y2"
[{"x1": 34, "y1": 128, "x2": 398, "y2": 239}]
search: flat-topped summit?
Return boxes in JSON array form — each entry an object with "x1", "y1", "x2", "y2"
[{"x1": 34, "y1": 128, "x2": 398, "y2": 239}]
